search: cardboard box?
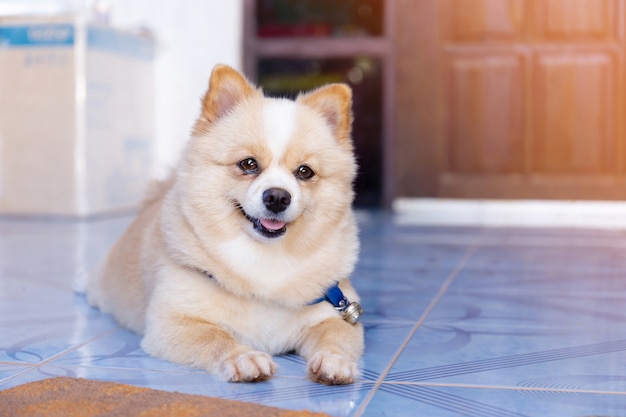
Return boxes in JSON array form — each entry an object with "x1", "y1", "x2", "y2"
[{"x1": 0, "y1": 16, "x2": 155, "y2": 216}]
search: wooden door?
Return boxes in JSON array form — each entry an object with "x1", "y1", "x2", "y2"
[{"x1": 393, "y1": 0, "x2": 626, "y2": 200}]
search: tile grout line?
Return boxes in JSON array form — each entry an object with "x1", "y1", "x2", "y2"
[
  {"x1": 353, "y1": 243, "x2": 481, "y2": 417},
  {"x1": 0, "y1": 327, "x2": 122, "y2": 389},
  {"x1": 0, "y1": 366, "x2": 38, "y2": 388},
  {"x1": 381, "y1": 380, "x2": 626, "y2": 396},
  {"x1": 57, "y1": 364, "x2": 204, "y2": 375},
  {"x1": 37, "y1": 327, "x2": 122, "y2": 367}
]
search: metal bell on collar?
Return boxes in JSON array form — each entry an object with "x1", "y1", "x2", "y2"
[
  {"x1": 310, "y1": 282, "x2": 364, "y2": 325},
  {"x1": 341, "y1": 301, "x2": 364, "y2": 325}
]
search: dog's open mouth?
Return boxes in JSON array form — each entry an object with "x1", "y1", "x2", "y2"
[{"x1": 237, "y1": 205, "x2": 287, "y2": 238}]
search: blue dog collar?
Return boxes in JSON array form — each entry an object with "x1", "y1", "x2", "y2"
[
  {"x1": 204, "y1": 271, "x2": 363, "y2": 324},
  {"x1": 311, "y1": 283, "x2": 364, "y2": 325},
  {"x1": 310, "y1": 283, "x2": 347, "y2": 307}
]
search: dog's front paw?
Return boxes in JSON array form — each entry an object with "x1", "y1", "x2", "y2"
[
  {"x1": 308, "y1": 351, "x2": 359, "y2": 385},
  {"x1": 219, "y1": 350, "x2": 277, "y2": 382}
]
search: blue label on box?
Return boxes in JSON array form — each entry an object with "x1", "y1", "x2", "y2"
[
  {"x1": 0, "y1": 24, "x2": 74, "y2": 47},
  {"x1": 0, "y1": 24, "x2": 153, "y2": 60}
]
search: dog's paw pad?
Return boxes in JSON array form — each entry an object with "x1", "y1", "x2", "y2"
[
  {"x1": 308, "y1": 351, "x2": 358, "y2": 385},
  {"x1": 220, "y1": 350, "x2": 277, "y2": 382}
]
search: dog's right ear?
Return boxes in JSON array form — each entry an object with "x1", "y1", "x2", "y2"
[{"x1": 193, "y1": 65, "x2": 257, "y2": 135}]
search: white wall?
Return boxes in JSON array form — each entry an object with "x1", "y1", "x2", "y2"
[
  {"x1": 104, "y1": 0, "x2": 243, "y2": 176},
  {"x1": 0, "y1": 0, "x2": 244, "y2": 177}
]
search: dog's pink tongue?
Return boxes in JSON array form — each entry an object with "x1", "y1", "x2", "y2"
[{"x1": 260, "y1": 218, "x2": 286, "y2": 231}]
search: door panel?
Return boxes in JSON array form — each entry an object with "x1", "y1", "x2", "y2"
[
  {"x1": 446, "y1": 52, "x2": 525, "y2": 174},
  {"x1": 533, "y1": 50, "x2": 617, "y2": 174},
  {"x1": 534, "y1": 0, "x2": 616, "y2": 40},
  {"x1": 444, "y1": 0, "x2": 526, "y2": 41}
]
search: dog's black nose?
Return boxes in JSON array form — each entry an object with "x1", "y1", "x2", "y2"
[{"x1": 263, "y1": 188, "x2": 291, "y2": 213}]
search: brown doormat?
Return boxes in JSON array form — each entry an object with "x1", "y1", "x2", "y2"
[{"x1": 0, "y1": 377, "x2": 331, "y2": 417}]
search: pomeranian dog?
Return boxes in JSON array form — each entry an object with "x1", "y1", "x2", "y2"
[{"x1": 85, "y1": 64, "x2": 364, "y2": 384}]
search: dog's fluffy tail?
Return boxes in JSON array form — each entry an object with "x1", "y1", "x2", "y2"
[
  {"x1": 74, "y1": 172, "x2": 175, "y2": 295},
  {"x1": 73, "y1": 270, "x2": 88, "y2": 294},
  {"x1": 73, "y1": 258, "x2": 104, "y2": 295},
  {"x1": 141, "y1": 171, "x2": 176, "y2": 210}
]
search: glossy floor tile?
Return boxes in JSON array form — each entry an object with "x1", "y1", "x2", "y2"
[{"x1": 2, "y1": 211, "x2": 626, "y2": 416}]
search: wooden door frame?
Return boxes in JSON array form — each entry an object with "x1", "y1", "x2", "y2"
[{"x1": 393, "y1": 0, "x2": 445, "y2": 199}]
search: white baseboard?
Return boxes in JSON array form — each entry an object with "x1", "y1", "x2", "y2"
[{"x1": 393, "y1": 198, "x2": 626, "y2": 229}]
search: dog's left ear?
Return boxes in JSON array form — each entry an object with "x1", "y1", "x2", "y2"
[
  {"x1": 297, "y1": 84, "x2": 353, "y2": 143},
  {"x1": 194, "y1": 65, "x2": 257, "y2": 135}
]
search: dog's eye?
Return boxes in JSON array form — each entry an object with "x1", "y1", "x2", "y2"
[
  {"x1": 295, "y1": 165, "x2": 315, "y2": 181},
  {"x1": 238, "y1": 158, "x2": 260, "y2": 174}
]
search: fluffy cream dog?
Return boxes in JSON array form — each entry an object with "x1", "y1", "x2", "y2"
[{"x1": 86, "y1": 65, "x2": 364, "y2": 384}]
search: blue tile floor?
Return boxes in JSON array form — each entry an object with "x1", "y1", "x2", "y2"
[{"x1": 2, "y1": 210, "x2": 626, "y2": 416}]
